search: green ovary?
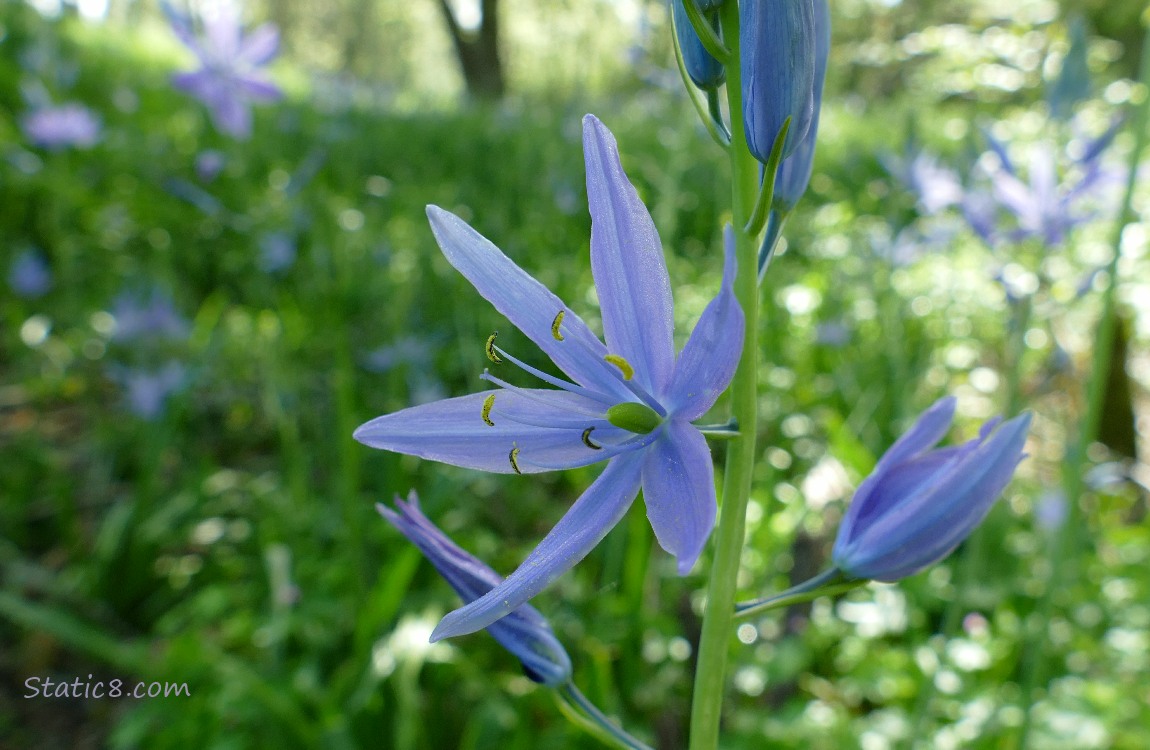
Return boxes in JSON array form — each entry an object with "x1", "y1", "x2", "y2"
[{"x1": 606, "y1": 402, "x2": 662, "y2": 435}]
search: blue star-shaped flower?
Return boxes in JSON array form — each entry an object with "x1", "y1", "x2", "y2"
[
  {"x1": 165, "y1": 3, "x2": 281, "y2": 139},
  {"x1": 355, "y1": 115, "x2": 744, "y2": 640}
]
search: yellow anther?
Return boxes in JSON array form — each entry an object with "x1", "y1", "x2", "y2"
[
  {"x1": 551, "y1": 310, "x2": 565, "y2": 341},
  {"x1": 581, "y1": 427, "x2": 602, "y2": 450},
  {"x1": 481, "y1": 393, "x2": 496, "y2": 426},
  {"x1": 485, "y1": 332, "x2": 502, "y2": 364},
  {"x1": 508, "y1": 446, "x2": 523, "y2": 475},
  {"x1": 604, "y1": 354, "x2": 634, "y2": 381}
]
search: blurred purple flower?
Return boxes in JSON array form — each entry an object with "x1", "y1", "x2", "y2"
[
  {"x1": 110, "y1": 290, "x2": 190, "y2": 342},
  {"x1": 883, "y1": 149, "x2": 964, "y2": 216},
  {"x1": 114, "y1": 361, "x2": 187, "y2": 420},
  {"x1": 165, "y1": 2, "x2": 281, "y2": 139},
  {"x1": 832, "y1": 397, "x2": 1031, "y2": 581},
  {"x1": 258, "y1": 232, "x2": 296, "y2": 273},
  {"x1": 379, "y1": 492, "x2": 573, "y2": 686},
  {"x1": 1034, "y1": 490, "x2": 1067, "y2": 531},
  {"x1": 21, "y1": 103, "x2": 101, "y2": 150},
  {"x1": 815, "y1": 321, "x2": 850, "y2": 348},
  {"x1": 972, "y1": 124, "x2": 1120, "y2": 248},
  {"x1": 363, "y1": 336, "x2": 436, "y2": 373},
  {"x1": 195, "y1": 149, "x2": 226, "y2": 182},
  {"x1": 960, "y1": 189, "x2": 1000, "y2": 246},
  {"x1": 9, "y1": 249, "x2": 52, "y2": 298}
]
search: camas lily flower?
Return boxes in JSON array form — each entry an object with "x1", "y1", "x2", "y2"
[
  {"x1": 831, "y1": 396, "x2": 1031, "y2": 582},
  {"x1": 164, "y1": 2, "x2": 281, "y2": 139},
  {"x1": 379, "y1": 492, "x2": 572, "y2": 686},
  {"x1": 955, "y1": 118, "x2": 1120, "y2": 251},
  {"x1": 355, "y1": 115, "x2": 744, "y2": 640},
  {"x1": 21, "y1": 102, "x2": 101, "y2": 150}
]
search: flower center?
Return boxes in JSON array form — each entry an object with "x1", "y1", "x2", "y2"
[{"x1": 606, "y1": 402, "x2": 662, "y2": 435}]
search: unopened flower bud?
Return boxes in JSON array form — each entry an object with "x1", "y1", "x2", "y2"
[{"x1": 741, "y1": 0, "x2": 817, "y2": 161}]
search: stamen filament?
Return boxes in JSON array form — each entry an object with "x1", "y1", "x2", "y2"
[
  {"x1": 491, "y1": 345, "x2": 612, "y2": 405},
  {"x1": 555, "y1": 321, "x2": 666, "y2": 415},
  {"x1": 481, "y1": 371, "x2": 606, "y2": 421},
  {"x1": 516, "y1": 432, "x2": 657, "y2": 472}
]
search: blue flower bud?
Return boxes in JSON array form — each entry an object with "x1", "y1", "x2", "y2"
[
  {"x1": 831, "y1": 397, "x2": 1031, "y2": 582},
  {"x1": 741, "y1": 0, "x2": 817, "y2": 161},
  {"x1": 672, "y1": 1, "x2": 725, "y2": 90},
  {"x1": 771, "y1": 0, "x2": 829, "y2": 212},
  {"x1": 379, "y1": 492, "x2": 573, "y2": 687}
]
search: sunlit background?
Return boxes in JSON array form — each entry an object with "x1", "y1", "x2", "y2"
[{"x1": 2, "y1": 0, "x2": 1148, "y2": 748}]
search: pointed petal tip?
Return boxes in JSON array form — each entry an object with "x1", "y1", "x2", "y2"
[
  {"x1": 581, "y1": 113, "x2": 618, "y2": 158},
  {"x1": 676, "y1": 551, "x2": 701, "y2": 576},
  {"x1": 429, "y1": 610, "x2": 471, "y2": 642},
  {"x1": 932, "y1": 394, "x2": 958, "y2": 417},
  {"x1": 351, "y1": 421, "x2": 373, "y2": 445}
]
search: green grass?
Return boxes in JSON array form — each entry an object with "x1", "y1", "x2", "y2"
[{"x1": 2, "y1": 5, "x2": 1148, "y2": 749}]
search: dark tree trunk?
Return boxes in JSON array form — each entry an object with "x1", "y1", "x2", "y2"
[
  {"x1": 436, "y1": 0, "x2": 506, "y2": 100},
  {"x1": 1098, "y1": 315, "x2": 1137, "y2": 460}
]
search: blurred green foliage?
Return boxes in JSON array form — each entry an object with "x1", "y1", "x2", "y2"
[{"x1": 1, "y1": 2, "x2": 1148, "y2": 749}]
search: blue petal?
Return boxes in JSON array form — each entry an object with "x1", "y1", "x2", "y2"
[
  {"x1": 426, "y1": 206, "x2": 632, "y2": 402},
  {"x1": 354, "y1": 390, "x2": 628, "y2": 474},
  {"x1": 837, "y1": 395, "x2": 952, "y2": 542},
  {"x1": 874, "y1": 396, "x2": 955, "y2": 470},
  {"x1": 836, "y1": 396, "x2": 955, "y2": 544},
  {"x1": 237, "y1": 23, "x2": 279, "y2": 66},
  {"x1": 431, "y1": 449, "x2": 646, "y2": 640},
  {"x1": 666, "y1": 225, "x2": 744, "y2": 421},
  {"x1": 843, "y1": 443, "x2": 970, "y2": 541},
  {"x1": 582, "y1": 115, "x2": 676, "y2": 396},
  {"x1": 641, "y1": 420, "x2": 717, "y2": 574},
  {"x1": 379, "y1": 494, "x2": 572, "y2": 686},
  {"x1": 379, "y1": 493, "x2": 505, "y2": 601}
]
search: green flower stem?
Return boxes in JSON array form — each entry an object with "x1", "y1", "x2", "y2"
[
  {"x1": 733, "y1": 568, "x2": 863, "y2": 619},
  {"x1": 558, "y1": 683, "x2": 655, "y2": 750},
  {"x1": 688, "y1": 3, "x2": 760, "y2": 748},
  {"x1": 1003, "y1": 292, "x2": 1034, "y2": 419},
  {"x1": 1016, "y1": 21, "x2": 1150, "y2": 749}
]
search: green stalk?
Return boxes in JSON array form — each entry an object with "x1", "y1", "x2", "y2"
[
  {"x1": 734, "y1": 568, "x2": 862, "y2": 618},
  {"x1": 558, "y1": 683, "x2": 655, "y2": 750},
  {"x1": 688, "y1": 3, "x2": 760, "y2": 747},
  {"x1": 1015, "y1": 21, "x2": 1150, "y2": 749}
]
